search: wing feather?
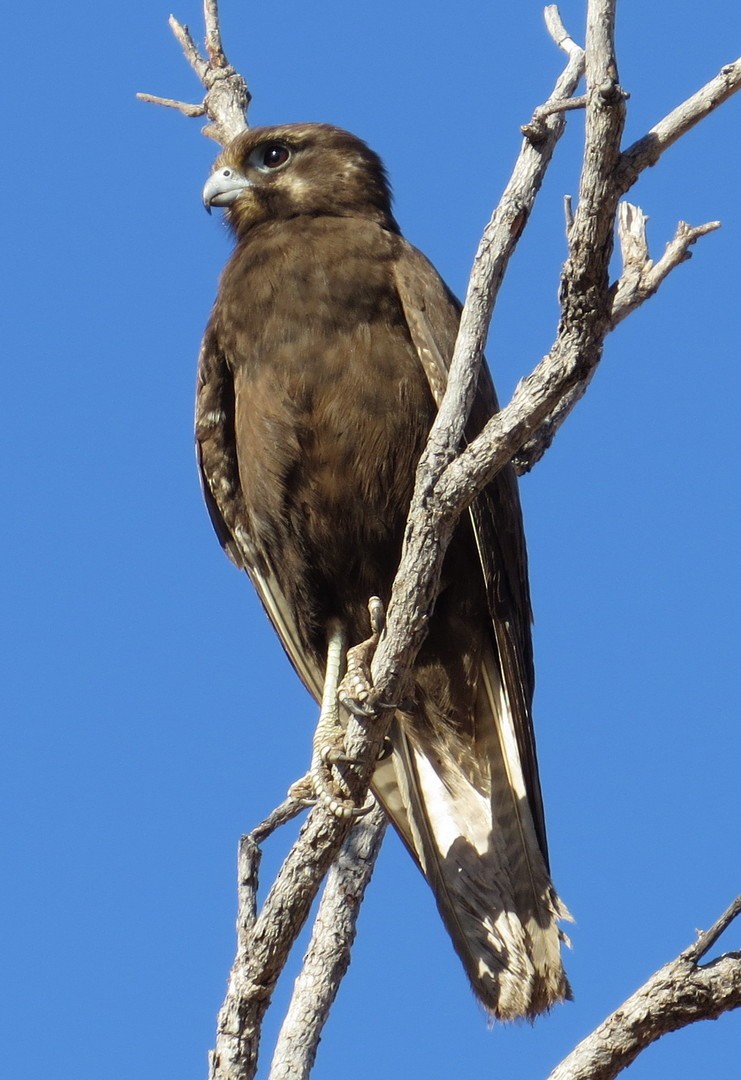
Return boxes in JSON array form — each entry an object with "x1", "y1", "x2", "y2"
[
  {"x1": 391, "y1": 241, "x2": 569, "y2": 1015},
  {"x1": 392, "y1": 243, "x2": 546, "y2": 844},
  {"x1": 195, "y1": 330, "x2": 324, "y2": 701}
]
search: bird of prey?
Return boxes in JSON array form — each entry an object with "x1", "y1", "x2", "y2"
[{"x1": 197, "y1": 123, "x2": 569, "y2": 1019}]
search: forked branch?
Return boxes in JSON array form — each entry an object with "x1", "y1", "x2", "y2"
[
  {"x1": 548, "y1": 896, "x2": 741, "y2": 1080},
  {"x1": 515, "y1": 203, "x2": 722, "y2": 471},
  {"x1": 138, "y1": 0, "x2": 250, "y2": 142}
]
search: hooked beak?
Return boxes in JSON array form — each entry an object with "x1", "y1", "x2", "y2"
[{"x1": 202, "y1": 167, "x2": 252, "y2": 213}]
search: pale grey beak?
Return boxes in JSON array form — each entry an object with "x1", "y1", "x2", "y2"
[{"x1": 202, "y1": 168, "x2": 251, "y2": 213}]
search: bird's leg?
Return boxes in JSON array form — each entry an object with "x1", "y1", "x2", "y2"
[
  {"x1": 338, "y1": 596, "x2": 397, "y2": 717},
  {"x1": 298, "y1": 623, "x2": 375, "y2": 819}
]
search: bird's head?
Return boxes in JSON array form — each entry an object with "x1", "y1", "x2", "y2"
[{"x1": 202, "y1": 123, "x2": 398, "y2": 240}]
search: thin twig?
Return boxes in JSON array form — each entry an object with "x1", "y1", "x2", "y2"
[
  {"x1": 523, "y1": 94, "x2": 587, "y2": 141},
  {"x1": 204, "y1": 0, "x2": 229, "y2": 66},
  {"x1": 612, "y1": 207, "x2": 720, "y2": 326},
  {"x1": 514, "y1": 204, "x2": 722, "y2": 474},
  {"x1": 136, "y1": 92, "x2": 206, "y2": 117},
  {"x1": 169, "y1": 13, "x2": 209, "y2": 78},
  {"x1": 544, "y1": 4, "x2": 580, "y2": 56},
  {"x1": 685, "y1": 895, "x2": 741, "y2": 963},
  {"x1": 251, "y1": 797, "x2": 306, "y2": 844},
  {"x1": 235, "y1": 800, "x2": 314, "y2": 938}
]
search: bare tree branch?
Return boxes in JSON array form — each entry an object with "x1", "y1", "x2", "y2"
[
  {"x1": 521, "y1": 93, "x2": 587, "y2": 139},
  {"x1": 515, "y1": 51, "x2": 741, "y2": 472},
  {"x1": 268, "y1": 804, "x2": 388, "y2": 1080},
  {"x1": 612, "y1": 203, "x2": 721, "y2": 325},
  {"x1": 618, "y1": 58, "x2": 741, "y2": 191},
  {"x1": 367, "y1": 0, "x2": 624, "y2": 711},
  {"x1": 209, "y1": 801, "x2": 385, "y2": 1080},
  {"x1": 547, "y1": 897, "x2": 741, "y2": 1080},
  {"x1": 251, "y1": 797, "x2": 307, "y2": 846},
  {"x1": 138, "y1": 0, "x2": 250, "y2": 143},
  {"x1": 515, "y1": 203, "x2": 721, "y2": 471},
  {"x1": 136, "y1": 92, "x2": 206, "y2": 117},
  {"x1": 686, "y1": 896, "x2": 741, "y2": 963},
  {"x1": 208, "y1": 805, "x2": 361, "y2": 1080}
]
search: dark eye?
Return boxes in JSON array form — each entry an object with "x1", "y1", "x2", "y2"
[{"x1": 261, "y1": 144, "x2": 290, "y2": 169}]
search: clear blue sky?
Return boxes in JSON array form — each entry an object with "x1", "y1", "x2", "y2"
[{"x1": 3, "y1": 2, "x2": 739, "y2": 1077}]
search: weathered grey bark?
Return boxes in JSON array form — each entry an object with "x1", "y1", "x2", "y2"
[
  {"x1": 547, "y1": 898, "x2": 741, "y2": 1080},
  {"x1": 268, "y1": 804, "x2": 388, "y2": 1080},
  {"x1": 139, "y1": 3, "x2": 741, "y2": 1078},
  {"x1": 137, "y1": 0, "x2": 250, "y2": 143},
  {"x1": 516, "y1": 54, "x2": 741, "y2": 471}
]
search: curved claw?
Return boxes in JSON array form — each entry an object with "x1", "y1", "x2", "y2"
[
  {"x1": 287, "y1": 772, "x2": 318, "y2": 805},
  {"x1": 320, "y1": 745, "x2": 364, "y2": 767},
  {"x1": 378, "y1": 736, "x2": 394, "y2": 761},
  {"x1": 339, "y1": 692, "x2": 400, "y2": 718},
  {"x1": 338, "y1": 694, "x2": 378, "y2": 718},
  {"x1": 368, "y1": 595, "x2": 386, "y2": 635},
  {"x1": 294, "y1": 796, "x2": 319, "y2": 809}
]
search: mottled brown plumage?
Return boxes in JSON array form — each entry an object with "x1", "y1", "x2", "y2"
[{"x1": 197, "y1": 123, "x2": 569, "y2": 1018}]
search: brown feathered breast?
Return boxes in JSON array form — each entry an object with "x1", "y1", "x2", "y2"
[{"x1": 197, "y1": 123, "x2": 569, "y2": 1018}]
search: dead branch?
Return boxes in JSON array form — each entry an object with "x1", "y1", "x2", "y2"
[
  {"x1": 515, "y1": 52, "x2": 740, "y2": 472},
  {"x1": 612, "y1": 204, "x2": 721, "y2": 325},
  {"x1": 618, "y1": 59, "x2": 741, "y2": 190},
  {"x1": 547, "y1": 897, "x2": 741, "y2": 1080},
  {"x1": 208, "y1": 798, "x2": 385, "y2": 1080},
  {"x1": 207, "y1": 806, "x2": 359, "y2": 1080},
  {"x1": 515, "y1": 203, "x2": 721, "y2": 471},
  {"x1": 208, "y1": 799, "x2": 385, "y2": 1080},
  {"x1": 268, "y1": 804, "x2": 388, "y2": 1080},
  {"x1": 369, "y1": 0, "x2": 627, "y2": 706},
  {"x1": 138, "y1": 0, "x2": 250, "y2": 143}
]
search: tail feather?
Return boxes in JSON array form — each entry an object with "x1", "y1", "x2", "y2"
[{"x1": 371, "y1": 644, "x2": 570, "y2": 1020}]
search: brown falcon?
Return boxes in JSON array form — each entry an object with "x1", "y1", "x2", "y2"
[{"x1": 197, "y1": 123, "x2": 569, "y2": 1019}]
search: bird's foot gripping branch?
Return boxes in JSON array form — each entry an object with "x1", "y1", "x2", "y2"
[{"x1": 307, "y1": 622, "x2": 377, "y2": 820}]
